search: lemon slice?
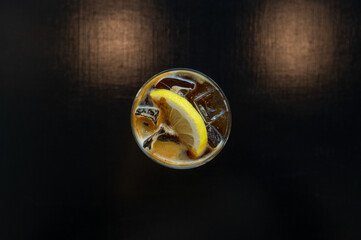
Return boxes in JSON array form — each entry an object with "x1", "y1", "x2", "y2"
[{"x1": 150, "y1": 89, "x2": 207, "y2": 157}]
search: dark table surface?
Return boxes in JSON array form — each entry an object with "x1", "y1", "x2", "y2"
[{"x1": 2, "y1": 0, "x2": 361, "y2": 239}]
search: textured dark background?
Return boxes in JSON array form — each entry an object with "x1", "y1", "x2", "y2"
[{"x1": 1, "y1": 0, "x2": 361, "y2": 239}]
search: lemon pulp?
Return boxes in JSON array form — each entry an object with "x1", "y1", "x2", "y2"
[{"x1": 150, "y1": 89, "x2": 207, "y2": 157}]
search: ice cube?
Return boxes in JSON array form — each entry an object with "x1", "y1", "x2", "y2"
[
  {"x1": 155, "y1": 77, "x2": 196, "y2": 90},
  {"x1": 207, "y1": 125, "x2": 224, "y2": 148},
  {"x1": 139, "y1": 95, "x2": 153, "y2": 106},
  {"x1": 171, "y1": 86, "x2": 193, "y2": 97},
  {"x1": 142, "y1": 124, "x2": 178, "y2": 150},
  {"x1": 157, "y1": 134, "x2": 180, "y2": 143},
  {"x1": 135, "y1": 106, "x2": 159, "y2": 124},
  {"x1": 155, "y1": 76, "x2": 197, "y2": 97},
  {"x1": 143, "y1": 127, "x2": 165, "y2": 150},
  {"x1": 193, "y1": 90, "x2": 225, "y2": 123},
  {"x1": 142, "y1": 135, "x2": 153, "y2": 150}
]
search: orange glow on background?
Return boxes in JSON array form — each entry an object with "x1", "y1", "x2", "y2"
[{"x1": 255, "y1": 0, "x2": 335, "y2": 89}]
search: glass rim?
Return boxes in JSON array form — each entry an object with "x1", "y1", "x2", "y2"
[{"x1": 130, "y1": 68, "x2": 232, "y2": 169}]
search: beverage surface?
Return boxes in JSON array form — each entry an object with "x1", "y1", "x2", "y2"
[{"x1": 131, "y1": 69, "x2": 231, "y2": 168}]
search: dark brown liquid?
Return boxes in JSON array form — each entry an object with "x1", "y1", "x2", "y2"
[
  {"x1": 133, "y1": 70, "x2": 230, "y2": 164},
  {"x1": 155, "y1": 74, "x2": 229, "y2": 146}
]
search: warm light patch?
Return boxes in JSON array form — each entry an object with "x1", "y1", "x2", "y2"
[{"x1": 255, "y1": 0, "x2": 335, "y2": 88}]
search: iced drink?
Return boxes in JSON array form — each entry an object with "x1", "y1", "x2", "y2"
[{"x1": 131, "y1": 69, "x2": 231, "y2": 169}]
